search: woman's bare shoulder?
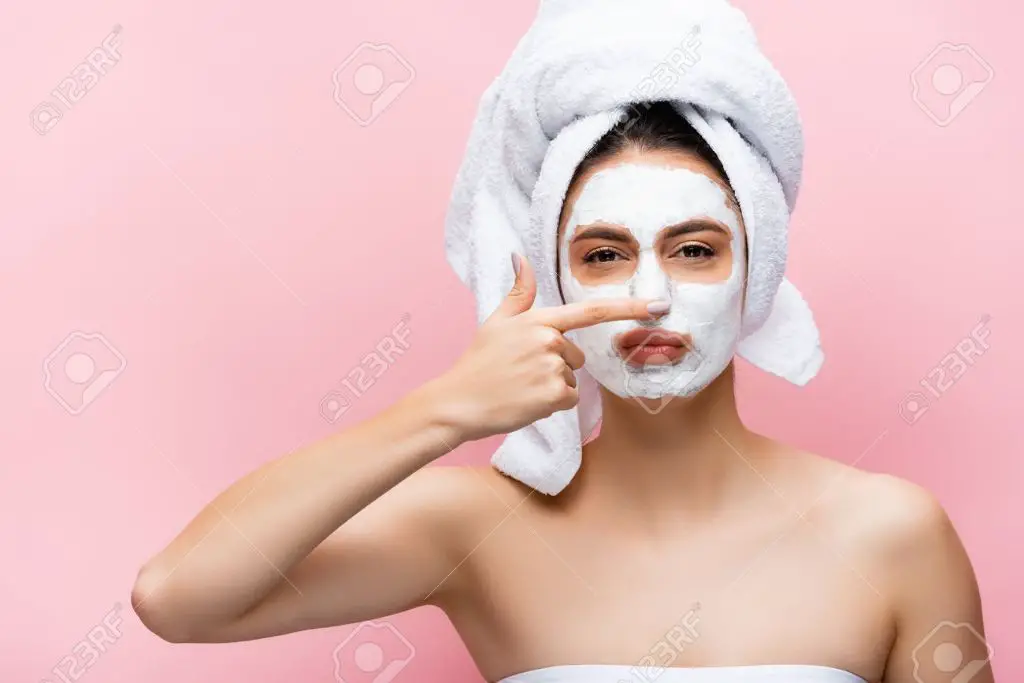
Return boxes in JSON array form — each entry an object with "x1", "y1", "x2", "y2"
[
  {"x1": 400, "y1": 464, "x2": 535, "y2": 534},
  {"x1": 793, "y1": 450, "x2": 958, "y2": 578},
  {"x1": 391, "y1": 464, "x2": 541, "y2": 600}
]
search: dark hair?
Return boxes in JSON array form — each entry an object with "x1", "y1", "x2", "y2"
[{"x1": 568, "y1": 101, "x2": 732, "y2": 192}]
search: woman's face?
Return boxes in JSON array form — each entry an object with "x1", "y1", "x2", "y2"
[{"x1": 557, "y1": 146, "x2": 747, "y2": 403}]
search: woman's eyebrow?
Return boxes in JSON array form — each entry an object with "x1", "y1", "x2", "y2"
[
  {"x1": 660, "y1": 219, "x2": 732, "y2": 239},
  {"x1": 572, "y1": 218, "x2": 734, "y2": 242},
  {"x1": 571, "y1": 225, "x2": 634, "y2": 243}
]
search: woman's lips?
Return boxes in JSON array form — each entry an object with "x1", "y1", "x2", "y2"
[{"x1": 616, "y1": 328, "x2": 690, "y2": 366}]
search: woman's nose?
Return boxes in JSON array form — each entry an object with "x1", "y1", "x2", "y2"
[{"x1": 629, "y1": 251, "x2": 671, "y2": 302}]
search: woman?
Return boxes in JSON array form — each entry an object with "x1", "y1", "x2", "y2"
[{"x1": 131, "y1": 104, "x2": 990, "y2": 683}]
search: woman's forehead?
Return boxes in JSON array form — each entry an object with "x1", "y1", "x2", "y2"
[{"x1": 558, "y1": 152, "x2": 742, "y2": 240}]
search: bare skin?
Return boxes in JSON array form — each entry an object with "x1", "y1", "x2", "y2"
[{"x1": 132, "y1": 148, "x2": 992, "y2": 683}]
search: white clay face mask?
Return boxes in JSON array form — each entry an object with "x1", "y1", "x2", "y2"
[{"x1": 559, "y1": 163, "x2": 746, "y2": 400}]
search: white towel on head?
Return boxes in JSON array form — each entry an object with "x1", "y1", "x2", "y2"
[{"x1": 444, "y1": 0, "x2": 824, "y2": 495}]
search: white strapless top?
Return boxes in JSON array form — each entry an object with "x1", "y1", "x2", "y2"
[{"x1": 498, "y1": 664, "x2": 868, "y2": 683}]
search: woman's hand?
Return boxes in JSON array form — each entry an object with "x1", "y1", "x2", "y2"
[{"x1": 428, "y1": 253, "x2": 666, "y2": 444}]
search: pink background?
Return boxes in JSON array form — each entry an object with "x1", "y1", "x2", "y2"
[{"x1": 1, "y1": 0, "x2": 1020, "y2": 681}]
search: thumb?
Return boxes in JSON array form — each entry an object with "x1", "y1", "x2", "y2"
[{"x1": 491, "y1": 252, "x2": 537, "y2": 320}]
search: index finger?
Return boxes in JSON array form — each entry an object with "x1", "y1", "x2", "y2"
[{"x1": 531, "y1": 298, "x2": 665, "y2": 332}]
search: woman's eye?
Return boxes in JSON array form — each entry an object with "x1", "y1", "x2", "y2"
[
  {"x1": 583, "y1": 248, "x2": 624, "y2": 264},
  {"x1": 677, "y1": 243, "x2": 715, "y2": 259}
]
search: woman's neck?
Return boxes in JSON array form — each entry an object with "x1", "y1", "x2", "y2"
[{"x1": 562, "y1": 364, "x2": 773, "y2": 524}]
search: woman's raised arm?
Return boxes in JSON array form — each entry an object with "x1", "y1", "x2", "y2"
[{"x1": 130, "y1": 384, "x2": 471, "y2": 643}]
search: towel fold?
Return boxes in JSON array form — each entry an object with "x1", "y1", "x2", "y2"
[{"x1": 444, "y1": 0, "x2": 824, "y2": 495}]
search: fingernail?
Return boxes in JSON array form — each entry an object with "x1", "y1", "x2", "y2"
[
  {"x1": 647, "y1": 300, "x2": 670, "y2": 315},
  {"x1": 511, "y1": 252, "x2": 521, "y2": 277}
]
